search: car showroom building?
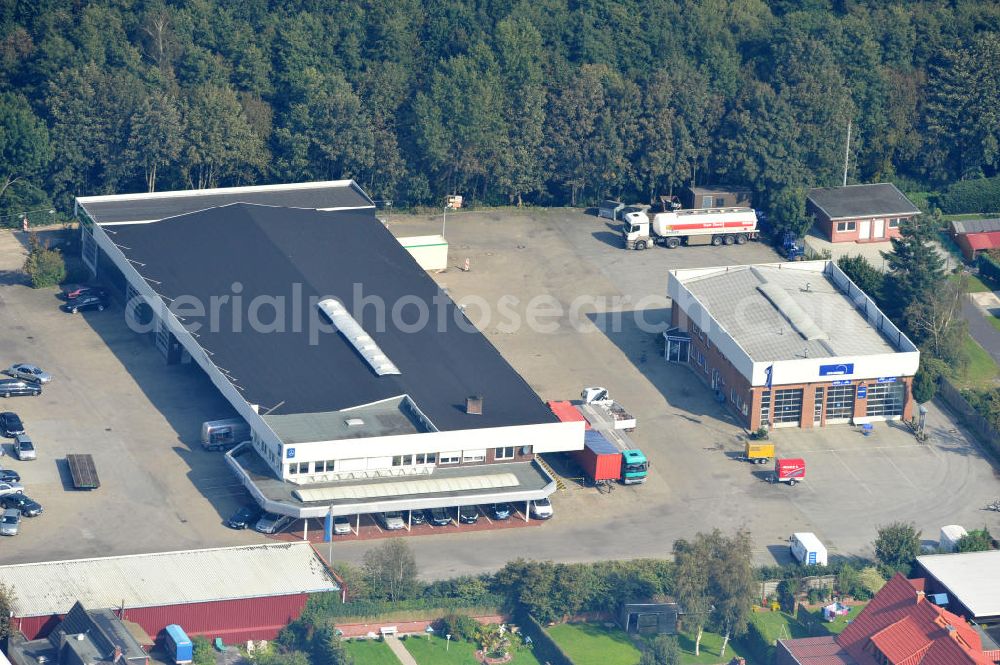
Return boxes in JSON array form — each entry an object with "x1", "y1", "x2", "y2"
[
  {"x1": 74, "y1": 181, "x2": 583, "y2": 523},
  {"x1": 664, "y1": 261, "x2": 919, "y2": 430}
]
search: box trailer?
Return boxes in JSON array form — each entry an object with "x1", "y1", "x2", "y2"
[
  {"x1": 743, "y1": 442, "x2": 774, "y2": 464},
  {"x1": 773, "y1": 458, "x2": 806, "y2": 485},
  {"x1": 164, "y1": 624, "x2": 193, "y2": 664},
  {"x1": 790, "y1": 532, "x2": 828, "y2": 566}
]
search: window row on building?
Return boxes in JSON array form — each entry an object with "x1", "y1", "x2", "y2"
[{"x1": 285, "y1": 445, "x2": 524, "y2": 475}]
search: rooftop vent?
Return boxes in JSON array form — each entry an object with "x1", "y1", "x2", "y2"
[
  {"x1": 757, "y1": 282, "x2": 828, "y2": 341},
  {"x1": 317, "y1": 299, "x2": 401, "y2": 376},
  {"x1": 345, "y1": 418, "x2": 365, "y2": 427},
  {"x1": 76, "y1": 634, "x2": 86, "y2": 641},
  {"x1": 466, "y1": 395, "x2": 483, "y2": 415}
]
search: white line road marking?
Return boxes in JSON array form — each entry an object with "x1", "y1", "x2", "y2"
[
  {"x1": 880, "y1": 452, "x2": 918, "y2": 489},
  {"x1": 833, "y1": 452, "x2": 873, "y2": 495}
]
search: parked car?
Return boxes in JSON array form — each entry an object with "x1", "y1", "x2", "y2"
[
  {"x1": 0, "y1": 412, "x2": 23, "y2": 437},
  {"x1": 489, "y1": 503, "x2": 513, "y2": 520},
  {"x1": 13, "y1": 434, "x2": 35, "y2": 461},
  {"x1": 0, "y1": 508, "x2": 20, "y2": 536},
  {"x1": 378, "y1": 511, "x2": 405, "y2": 530},
  {"x1": 1, "y1": 494, "x2": 40, "y2": 516},
  {"x1": 61, "y1": 293, "x2": 108, "y2": 313},
  {"x1": 333, "y1": 515, "x2": 352, "y2": 535},
  {"x1": 0, "y1": 482, "x2": 24, "y2": 497},
  {"x1": 458, "y1": 507, "x2": 480, "y2": 524},
  {"x1": 4, "y1": 364, "x2": 51, "y2": 384},
  {"x1": 429, "y1": 507, "x2": 452, "y2": 526},
  {"x1": 410, "y1": 509, "x2": 427, "y2": 525},
  {"x1": 530, "y1": 498, "x2": 553, "y2": 520},
  {"x1": 254, "y1": 512, "x2": 291, "y2": 534},
  {"x1": 0, "y1": 380, "x2": 40, "y2": 398},
  {"x1": 61, "y1": 285, "x2": 106, "y2": 301},
  {"x1": 226, "y1": 505, "x2": 261, "y2": 530},
  {"x1": 0, "y1": 469, "x2": 20, "y2": 483}
]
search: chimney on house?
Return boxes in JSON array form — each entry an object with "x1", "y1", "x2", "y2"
[
  {"x1": 916, "y1": 590, "x2": 926, "y2": 603},
  {"x1": 114, "y1": 645, "x2": 123, "y2": 663},
  {"x1": 466, "y1": 395, "x2": 483, "y2": 415}
]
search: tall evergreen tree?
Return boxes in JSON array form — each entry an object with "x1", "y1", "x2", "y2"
[{"x1": 881, "y1": 217, "x2": 945, "y2": 321}]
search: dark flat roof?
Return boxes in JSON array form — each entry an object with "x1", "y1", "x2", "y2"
[
  {"x1": 78, "y1": 181, "x2": 373, "y2": 224},
  {"x1": 807, "y1": 183, "x2": 921, "y2": 220},
  {"x1": 108, "y1": 204, "x2": 554, "y2": 431},
  {"x1": 951, "y1": 218, "x2": 1000, "y2": 235}
]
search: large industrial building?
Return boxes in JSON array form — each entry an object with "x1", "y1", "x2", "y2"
[
  {"x1": 74, "y1": 181, "x2": 581, "y2": 523},
  {"x1": 665, "y1": 261, "x2": 919, "y2": 430},
  {"x1": 0, "y1": 543, "x2": 340, "y2": 643}
]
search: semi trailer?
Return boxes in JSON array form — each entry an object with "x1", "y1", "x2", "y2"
[
  {"x1": 622, "y1": 205, "x2": 760, "y2": 250},
  {"x1": 547, "y1": 400, "x2": 648, "y2": 485}
]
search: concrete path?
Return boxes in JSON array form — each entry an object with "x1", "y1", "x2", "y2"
[
  {"x1": 962, "y1": 294, "x2": 1000, "y2": 364},
  {"x1": 384, "y1": 635, "x2": 417, "y2": 665}
]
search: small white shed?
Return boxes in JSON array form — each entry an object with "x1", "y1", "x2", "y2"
[
  {"x1": 398, "y1": 235, "x2": 448, "y2": 271},
  {"x1": 939, "y1": 525, "x2": 968, "y2": 553}
]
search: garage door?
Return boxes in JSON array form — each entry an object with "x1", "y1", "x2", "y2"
[
  {"x1": 825, "y1": 384, "x2": 856, "y2": 424},
  {"x1": 773, "y1": 389, "x2": 803, "y2": 428}
]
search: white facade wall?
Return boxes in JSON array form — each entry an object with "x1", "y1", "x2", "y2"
[{"x1": 398, "y1": 235, "x2": 448, "y2": 271}]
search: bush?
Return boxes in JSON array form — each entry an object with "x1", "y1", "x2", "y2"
[
  {"x1": 22, "y1": 235, "x2": 65, "y2": 288},
  {"x1": 191, "y1": 636, "x2": 215, "y2": 665},
  {"x1": 437, "y1": 613, "x2": 480, "y2": 642},
  {"x1": 938, "y1": 176, "x2": 1000, "y2": 214}
]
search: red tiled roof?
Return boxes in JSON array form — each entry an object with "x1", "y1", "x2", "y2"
[
  {"x1": 779, "y1": 636, "x2": 858, "y2": 665},
  {"x1": 837, "y1": 574, "x2": 992, "y2": 665},
  {"x1": 962, "y1": 231, "x2": 1000, "y2": 251}
]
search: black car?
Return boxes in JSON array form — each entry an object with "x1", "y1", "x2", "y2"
[
  {"x1": 0, "y1": 470, "x2": 20, "y2": 483},
  {"x1": 410, "y1": 509, "x2": 427, "y2": 525},
  {"x1": 0, "y1": 380, "x2": 40, "y2": 398},
  {"x1": 1, "y1": 494, "x2": 41, "y2": 517},
  {"x1": 429, "y1": 507, "x2": 451, "y2": 526},
  {"x1": 227, "y1": 505, "x2": 261, "y2": 530},
  {"x1": 489, "y1": 503, "x2": 513, "y2": 520},
  {"x1": 458, "y1": 507, "x2": 480, "y2": 524},
  {"x1": 61, "y1": 294, "x2": 108, "y2": 313},
  {"x1": 0, "y1": 412, "x2": 23, "y2": 437}
]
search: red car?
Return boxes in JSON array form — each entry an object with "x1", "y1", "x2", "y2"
[{"x1": 61, "y1": 284, "x2": 106, "y2": 300}]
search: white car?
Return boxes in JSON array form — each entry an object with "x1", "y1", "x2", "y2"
[
  {"x1": 4, "y1": 364, "x2": 51, "y2": 384},
  {"x1": 378, "y1": 511, "x2": 405, "y2": 530},
  {"x1": 0, "y1": 482, "x2": 24, "y2": 497},
  {"x1": 530, "y1": 498, "x2": 553, "y2": 520},
  {"x1": 333, "y1": 516, "x2": 352, "y2": 535}
]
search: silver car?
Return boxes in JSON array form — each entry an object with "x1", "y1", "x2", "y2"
[
  {"x1": 4, "y1": 364, "x2": 51, "y2": 384},
  {"x1": 378, "y1": 511, "x2": 405, "y2": 530},
  {"x1": 14, "y1": 434, "x2": 35, "y2": 461},
  {"x1": 0, "y1": 482, "x2": 23, "y2": 498},
  {"x1": 254, "y1": 512, "x2": 291, "y2": 534},
  {"x1": 0, "y1": 508, "x2": 20, "y2": 536},
  {"x1": 333, "y1": 516, "x2": 352, "y2": 535}
]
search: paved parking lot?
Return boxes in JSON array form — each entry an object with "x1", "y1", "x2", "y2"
[
  {"x1": 3, "y1": 211, "x2": 998, "y2": 580},
  {"x1": 0, "y1": 230, "x2": 256, "y2": 563}
]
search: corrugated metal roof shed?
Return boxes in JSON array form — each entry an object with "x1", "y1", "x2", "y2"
[{"x1": 0, "y1": 543, "x2": 339, "y2": 618}]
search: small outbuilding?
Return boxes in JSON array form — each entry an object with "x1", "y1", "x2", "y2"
[
  {"x1": 807, "y1": 183, "x2": 920, "y2": 243},
  {"x1": 950, "y1": 218, "x2": 1000, "y2": 262},
  {"x1": 681, "y1": 186, "x2": 752, "y2": 210},
  {"x1": 619, "y1": 602, "x2": 680, "y2": 635}
]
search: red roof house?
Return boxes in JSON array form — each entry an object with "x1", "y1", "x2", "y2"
[{"x1": 777, "y1": 574, "x2": 997, "y2": 665}]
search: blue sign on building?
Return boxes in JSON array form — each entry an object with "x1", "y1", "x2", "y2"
[
  {"x1": 830, "y1": 379, "x2": 853, "y2": 386},
  {"x1": 856, "y1": 385, "x2": 868, "y2": 399},
  {"x1": 876, "y1": 377, "x2": 897, "y2": 383},
  {"x1": 819, "y1": 363, "x2": 855, "y2": 377},
  {"x1": 286, "y1": 447, "x2": 296, "y2": 459}
]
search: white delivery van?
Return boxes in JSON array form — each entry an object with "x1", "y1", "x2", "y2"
[
  {"x1": 200, "y1": 418, "x2": 251, "y2": 451},
  {"x1": 790, "y1": 532, "x2": 828, "y2": 566}
]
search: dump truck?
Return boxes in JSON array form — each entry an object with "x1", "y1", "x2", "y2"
[
  {"x1": 744, "y1": 442, "x2": 774, "y2": 464},
  {"x1": 622, "y1": 204, "x2": 760, "y2": 250},
  {"x1": 547, "y1": 400, "x2": 648, "y2": 485},
  {"x1": 773, "y1": 458, "x2": 806, "y2": 485},
  {"x1": 579, "y1": 387, "x2": 636, "y2": 430}
]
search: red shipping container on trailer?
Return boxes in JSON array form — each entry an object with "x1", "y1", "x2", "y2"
[{"x1": 573, "y1": 430, "x2": 622, "y2": 482}]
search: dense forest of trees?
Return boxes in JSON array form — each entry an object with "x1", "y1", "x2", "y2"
[{"x1": 1, "y1": 0, "x2": 999, "y2": 227}]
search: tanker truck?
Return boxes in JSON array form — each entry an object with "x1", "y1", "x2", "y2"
[{"x1": 622, "y1": 203, "x2": 760, "y2": 250}]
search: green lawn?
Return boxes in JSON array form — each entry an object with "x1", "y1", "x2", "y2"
[
  {"x1": 675, "y1": 630, "x2": 749, "y2": 665},
  {"x1": 547, "y1": 623, "x2": 642, "y2": 665},
  {"x1": 951, "y1": 271, "x2": 994, "y2": 293},
  {"x1": 954, "y1": 333, "x2": 1000, "y2": 389},
  {"x1": 403, "y1": 635, "x2": 543, "y2": 665},
  {"x1": 345, "y1": 638, "x2": 398, "y2": 665}
]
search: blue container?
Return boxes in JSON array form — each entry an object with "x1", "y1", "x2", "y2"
[{"x1": 165, "y1": 624, "x2": 193, "y2": 664}]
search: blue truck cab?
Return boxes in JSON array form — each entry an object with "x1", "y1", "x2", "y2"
[{"x1": 622, "y1": 449, "x2": 649, "y2": 484}]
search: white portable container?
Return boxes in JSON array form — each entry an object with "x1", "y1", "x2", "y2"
[
  {"x1": 790, "y1": 532, "x2": 828, "y2": 566},
  {"x1": 939, "y1": 525, "x2": 967, "y2": 553}
]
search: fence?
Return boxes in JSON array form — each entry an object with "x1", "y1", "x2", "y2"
[
  {"x1": 937, "y1": 379, "x2": 1000, "y2": 458},
  {"x1": 759, "y1": 575, "x2": 837, "y2": 600}
]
